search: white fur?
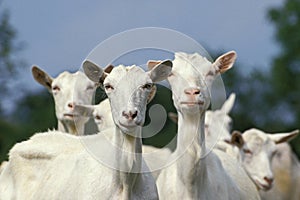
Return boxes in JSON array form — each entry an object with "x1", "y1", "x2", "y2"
[
  {"x1": 32, "y1": 66, "x2": 97, "y2": 135},
  {"x1": 204, "y1": 96, "x2": 300, "y2": 195},
  {"x1": 0, "y1": 61, "x2": 172, "y2": 199},
  {"x1": 74, "y1": 98, "x2": 114, "y2": 133},
  {"x1": 73, "y1": 81, "x2": 172, "y2": 180},
  {"x1": 204, "y1": 93, "x2": 243, "y2": 161},
  {"x1": 155, "y1": 51, "x2": 260, "y2": 199},
  {"x1": 259, "y1": 142, "x2": 300, "y2": 200},
  {"x1": 206, "y1": 98, "x2": 299, "y2": 194},
  {"x1": 237, "y1": 129, "x2": 299, "y2": 191}
]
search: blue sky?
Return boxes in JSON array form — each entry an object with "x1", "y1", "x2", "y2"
[{"x1": 2, "y1": 0, "x2": 283, "y2": 110}]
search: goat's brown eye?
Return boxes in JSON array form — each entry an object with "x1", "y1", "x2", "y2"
[
  {"x1": 142, "y1": 83, "x2": 153, "y2": 90},
  {"x1": 243, "y1": 149, "x2": 253, "y2": 155},
  {"x1": 52, "y1": 86, "x2": 60, "y2": 91},
  {"x1": 104, "y1": 84, "x2": 114, "y2": 90},
  {"x1": 95, "y1": 115, "x2": 102, "y2": 120}
]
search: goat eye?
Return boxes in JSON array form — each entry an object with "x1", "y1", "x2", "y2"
[
  {"x1": 142, "y1": 83, "x2": 153, "y2": 90},
  {"x1": 95, "y1": 115, "x2": 102, "y2": 120},
  {"x1": 104, "y1": 84, "x2": 114, "y2": 91},
  {"x1": 86, "y1": 85, "x2": 94, "y2": 90},
  {"x1": 243, "y1": 149, "x2": 253, "y2": 155},
  {"x1": 271, "y1": 150, "x2": 278, "y2": 157},
  {"x1": 52, "y1": 86, "x2": 60, "y2": 91}
]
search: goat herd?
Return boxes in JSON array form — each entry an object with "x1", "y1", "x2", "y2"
[{"x1": 0, "y1": 50, "x2": 299, "y2": 200}]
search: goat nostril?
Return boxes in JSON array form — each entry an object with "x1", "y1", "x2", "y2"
[
  {"x1": 122, "y1": 110, "x2": 138, "y2": 120},
  {"x1": 184, "y1": 88, "x2": 200, "y2": 95},
  {"x1": 68, "y1": 103, "x2": 74, "y2": 109},
  {"x1": 122, "y1": 111, "x2": 129, "y2": 119},
  {"x1": 264, "y1": 177, "x2": 274, "y2": 184},
  {"x1": 131, "y1": 111, "x2": 138, "y2": 119},
  {"x1": 194, "y1": 89, "x2": 200, "y2": 95}
]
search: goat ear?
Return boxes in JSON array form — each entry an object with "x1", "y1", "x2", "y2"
[
  {"x1": 83, "y1": 60, "x2": 106, "y2": 85},
  {"x1": 148, "y1": 60, "x2": 172, "y2": 83},
  {"x1": 73, "y1": 104, "x2": 95, "y2": 117},
  {"x1": 269, "y1": 130, "x2": 299, "y2": 144},
  {"x1": 229, "y1": 130, "x2": 244, "y2": 149},
  {"x1": 147, "y1": 60, "x2": 162, "y2": 70},
  {"x1": 213, "y1": 51, "x2": 236, "y2": 74},
  {"x1": 31, "y1": 66, "x2": 53, "y2": 92},
  {"x1": 221, "y1": 93, "x2": 236, "y2": 114},
  {"x1": 104, "y1": 64, "x2": 114, "y2": 73},
  {"x1": 168, "y1": 112, "x2": 178, "y2": 124},
  {"x1": 147, "y1": 85, "x2": 157, "y2": 103}
]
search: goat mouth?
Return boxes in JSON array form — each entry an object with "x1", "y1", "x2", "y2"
[
  {"x1": 180, "y1": 101, "x2": 204, "y2": 106},
  {"x1": 63, "y1": 114, "x2": 79, "y2": 118},
  {"x1": 119, "y1": 121, "x2": 137, "y2": 129},
  {"x1": 254, "y1": 179, "x2": 272, "y2": 191}
]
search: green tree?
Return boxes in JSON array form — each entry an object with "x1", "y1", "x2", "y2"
[
  {"x1": 0, "y1": 6, "x2": 26, "y2": 161},
  {"x1": 0, "y1": 8, "x2": 25, "y2": 114},
  {"x1": 267, "y1": 0, "x2": 300, "y2": 155}
]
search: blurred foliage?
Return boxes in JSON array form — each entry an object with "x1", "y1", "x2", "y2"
[
  {"x1": 0, "y1": 91, "x2": 56, "y2": 161},
  {"x1": 267, "y1": 0, "x2": 300, "y2": 156},
  {"x1": 222, "y1": 0, "x2": 300, "y2": 157},
  {"x1": 0, "y1": 0, "x2": 300, "y2": 162},
  {"x1": 143, "y1": 85, "x2": 177, "y2": 150},
  {"x1": 0, "y1": 8, "x2": 25, "y2": 114}
]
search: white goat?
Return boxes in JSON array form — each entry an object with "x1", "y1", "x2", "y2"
[
  {"x1": 73, "y1": 98, "x2": 114, "y2": 132},
  {"x1": 204, "y1": 95, "x2": 300, "y2": 196},
  {"x1": 204, "y1": 98, "x2": 300, "y2": 195},
  {"x1": 150, "y1": 51, "x2": 260, "y2": 199},
  {"x1": 169, "y1": 88, "x2": 300, "y2": 197},
  {"x1": 31, "y1": 66, "x2": 97, "y2": 135},
  {"x1": 74, "y1": 91, "x2": 172, "y2": 179},
  {"x1": 168, "y1": 93, "x2": 235, "y2": 138},
  {"x1": 228, "y1": 129, "x2": 299, "y2": 192},
  {"x1": 205, "y1": 93, "x2": 235, "y2": 146},
  {"x1": 169, "y1": 93, "x2": 235, "y2": 151},
  {"x1": 0, "y1": 60, "x2": 172, "y2": 199},
  {"x1": 259, "y1": 142, "x2": 300, "y2": 200}
]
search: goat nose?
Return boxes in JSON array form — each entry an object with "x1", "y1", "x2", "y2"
[
  {"x1": 67, "y1": 102, "x2": 75, "y2": 109},
  {"x1": 122, "y1": 110, "x2": 138, "y2": 120},
  {"x1": 264, "y1": 176, "x2": 274, "y2": 185},
  {"x1": 184, "y1": 88, "x2": 200, "y2": 96}
]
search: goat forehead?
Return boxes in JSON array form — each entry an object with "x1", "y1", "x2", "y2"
[
  {"x1": 53, "y1": 71, "x2": 92, "y2": 86},
  {"x1": 105, "y1": 65, "x2": 150, "y2": 86},
  {"x1": 173, "y1": 52, "x2": 212, "y2": 77},
  {"x1": 244, "y1": 129, "x2": 267, "y2": 140},
  {"x1": 244, "y1": 130, "x2": 276, "y2": 151}
]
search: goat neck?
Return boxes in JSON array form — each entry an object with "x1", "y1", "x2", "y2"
[
  {"x1": 58, "y1": 119, "x2": 84, "y2": 136},
  {"x1": 111, "y1": 125, "x2": 143, "y2": 199}
]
